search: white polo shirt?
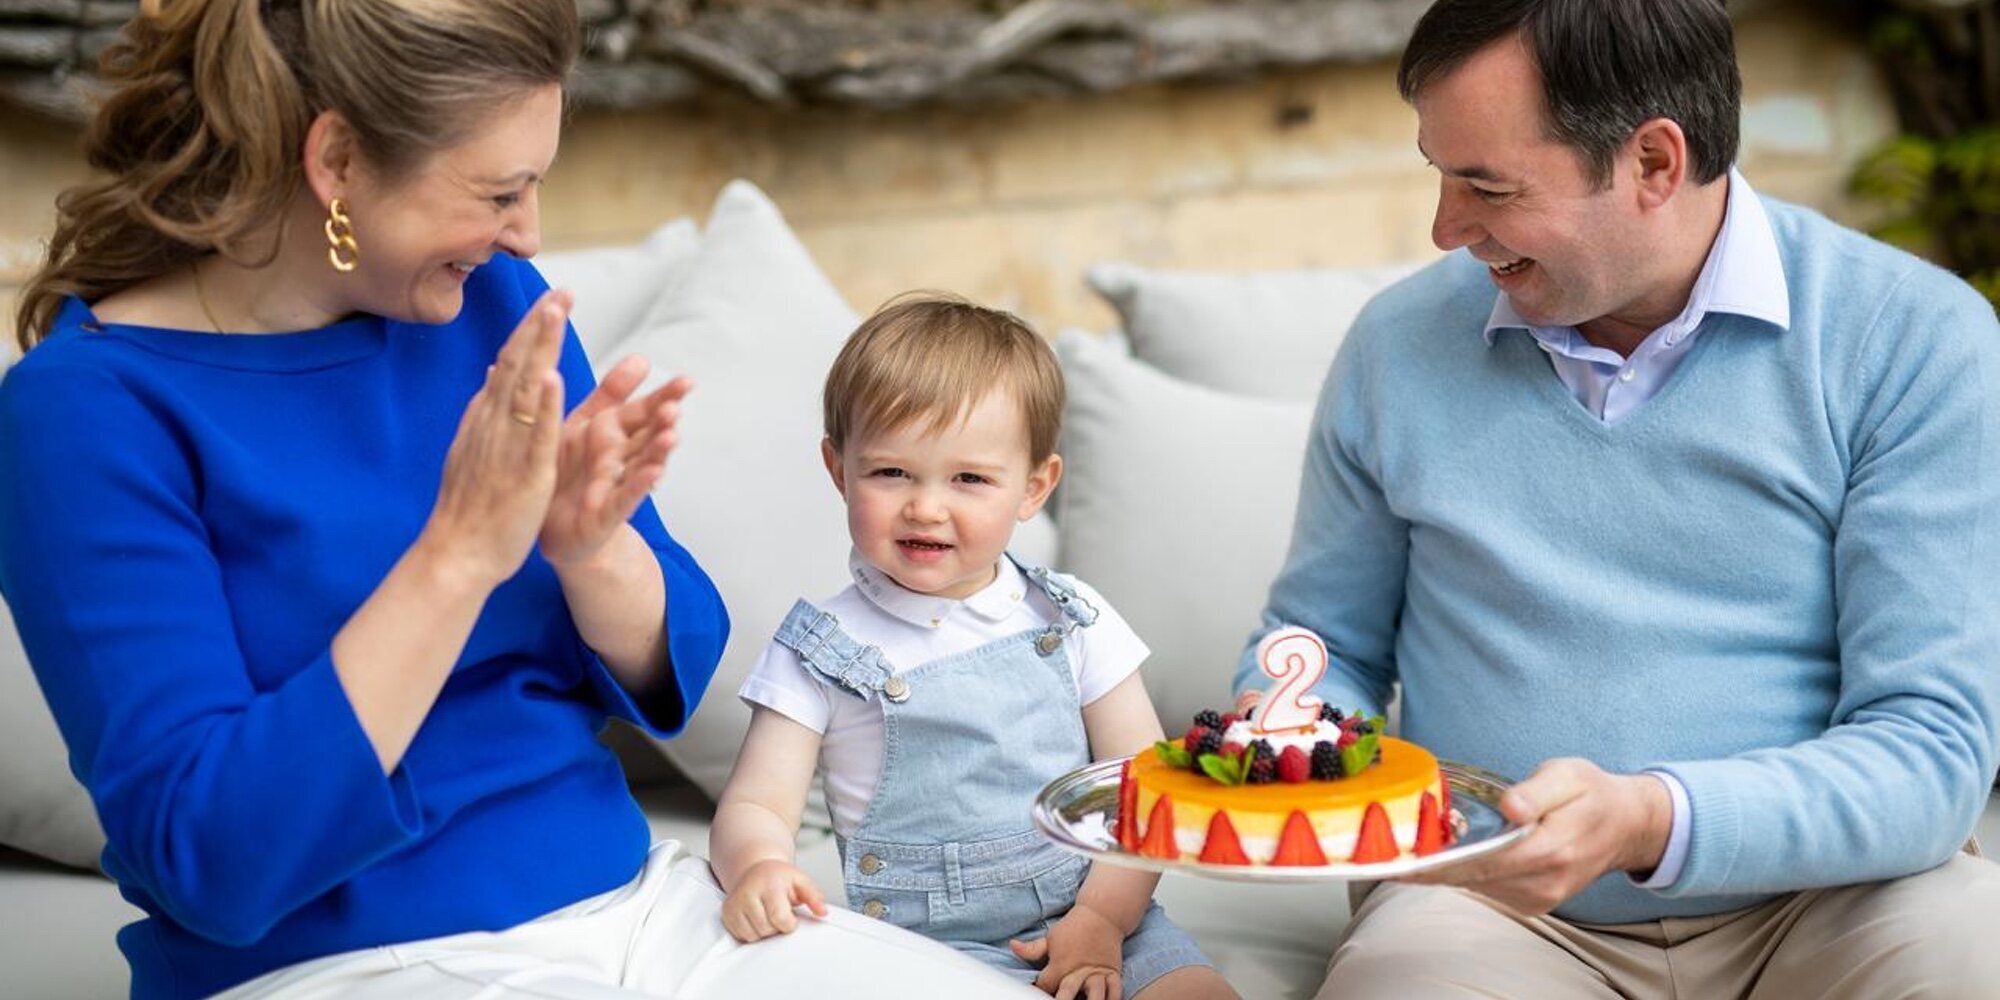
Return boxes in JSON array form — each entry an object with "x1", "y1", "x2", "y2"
[{"x1": 740, "y1": 552, "x2": 1150, "y2": 836}]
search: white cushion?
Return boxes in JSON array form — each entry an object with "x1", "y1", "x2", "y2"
[
  {"x1": 597, "y1": 180, "x2": 1057, "y2": 802},
  {"x1": 1086, "y1": 261, "x2": 1421, "y2": 398},
  {"x1": 537, "y1": 218, "x2": 702, "y2": 360},
  {"x1": 1053, "y1": 331, "x2": 1315, "y2": 730},
  {"x1": 597, "y1": 180, "x2": 858, "y2": 803},
  {"x1": 0, "y1": 598, "x2": 103, "y2": 869}
]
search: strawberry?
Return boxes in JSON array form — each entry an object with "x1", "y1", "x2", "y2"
[
  {"x1": 1198, "y1": 811, "x2": 1251, "y2": 864},
  {"x1": 1115, "y1": 758, "x2": 1139, "y2": 852},
  {"x1": 1270, "y1": 810, "x2": 1328, "y2": 866},
  {"x1": 1335, "y1": 729, "x2": 1358, "y2": 749},
  {"x1": 1414, "y1": 791, "x2": 1446, "y2": 856},
  {"x1": 1349, "y1": 801, "x2": 1398, "y2": 864},
  {"x1": 1277, "y1": 746, "x2": 1311, "y2": 783},
  {"x1": 1138, "y1": 795, "x2": 1178, "y2": 859}
]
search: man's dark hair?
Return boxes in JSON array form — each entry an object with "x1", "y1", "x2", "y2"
[{"x1": 1396, "y1": 0, "x2": 1741, "y2": 188}]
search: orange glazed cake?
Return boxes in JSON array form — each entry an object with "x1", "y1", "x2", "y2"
[{"x1": 1115, "y1": 708, "x2": 1454, "y2": 865}]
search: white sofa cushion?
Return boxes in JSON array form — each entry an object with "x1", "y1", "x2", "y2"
[
  {"x1": 536, "y1": 218, "x2": 702, "y2": 359},
  {"x1": 1086, "y1": 261, "x2": 1420, "y2": 398},
  {"x1": 1053, "y1": 330, "x2": 1315, "y2": 730},
  {"x1": 597, "y1": 180, "x2": 860, "y2": 804}
]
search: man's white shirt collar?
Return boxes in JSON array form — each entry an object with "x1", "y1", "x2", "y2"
[
  {"x1": 848, "y1": 550, "x2": 1026, "y2": 629},
  {"x1": 1482, "y1": 168, "x2": 1792, "y2": 344}
]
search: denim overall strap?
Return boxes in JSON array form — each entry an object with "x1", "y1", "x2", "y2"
[
  {"x1": 772, "y1": 600, "x2": 894, "y2": 699},
  {"x1": 1012, "y1": 558, "x2": 1099, "y2": 656}
]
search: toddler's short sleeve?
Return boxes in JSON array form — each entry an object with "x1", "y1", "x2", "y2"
[
  {"x1": 1067, "y1": 578, "x2": 1151, "y2": 706},
  {"x1": 738, "y1": 639, "x2": 835, "y2": 734}
]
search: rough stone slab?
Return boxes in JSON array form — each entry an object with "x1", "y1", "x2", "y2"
[
  {"x1": 82, "y1": 1, "x2": 136, "y2": 28},
  {"x1": 0, "y1": 66, "x2": 94, "y2": 118},
  {"x1": 3, "y1": 0, "x2": 1436, "y2": 119},
  {"x1": 0, "y1": 27, "x2": 69, "y2": 67},
  {"x1": 0, "y1": 0, "x2": 85, "y2": 22}
]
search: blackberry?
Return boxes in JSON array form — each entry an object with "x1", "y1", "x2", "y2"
[
  {"x1": 1318, "y1": 704, "x2": 1345, "y2": 724},
  {"x1": 1192, "y1": 728, "x2": 1224, "y2": 757},
  {"x1": 1248, "y1": 739, "x2": 1275, "y2": 764},
  {"x1": 1310, "y1": 741, "x2": 1342, "y2": 780},
  {"x1": 1193, "y1": 709, "x2": 1223, "y2": 731},
  {"x1": 1247, "y1": 756, "x2": 1279, "y2": 784}
]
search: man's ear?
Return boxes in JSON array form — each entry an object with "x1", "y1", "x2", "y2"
[
  {"x1": 1627, "y1": 117, "x2": 1688, "y2": 211},
  {"x1": 1018, "y1": 453, "x2": 1062, "y2": 521},
  {"x1": 302, "y1": 110, "x2": 363, "y2": 206},
  {"x1": 821, "y1": 437, "x2": 847, "y2": 497}
]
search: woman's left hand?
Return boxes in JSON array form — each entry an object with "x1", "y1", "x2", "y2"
[{"x1": 539, "y1": 354, "x2": 691, "y2": 569}]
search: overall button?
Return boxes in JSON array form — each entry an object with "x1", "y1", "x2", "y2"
[
  {"x1": 882, "y1": 677, "x2": 911, "y2": 702},
  {"x1": 1617, "y1": 367, "x2": 1637, "y2": 382},
  {"x1": 1036, "y1": 632, "x2": 1063, "y2": 655},
  {"x1": 862, "y1": 899, "x2": 889, "y2": 919},
  {"x1": 859, "y1": 853, "x2": 886, "y2": 875}
]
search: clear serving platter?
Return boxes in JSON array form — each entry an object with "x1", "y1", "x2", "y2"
[{"x1": 1031, "y1": 757, "x2": 1532, "y2": 883}]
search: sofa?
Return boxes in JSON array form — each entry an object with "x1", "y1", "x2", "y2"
[{"x1": 4, "y1": 179, "x2": 1995, "y2": 999}]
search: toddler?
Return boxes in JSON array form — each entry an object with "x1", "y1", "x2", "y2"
[{"x1": 712, "y1": 295, "x2": 1235, "y2": 1000}]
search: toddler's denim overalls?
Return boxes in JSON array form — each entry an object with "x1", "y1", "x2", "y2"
[{"x1": 773, "y1": 562, "x2": 1210, "y2": 992}]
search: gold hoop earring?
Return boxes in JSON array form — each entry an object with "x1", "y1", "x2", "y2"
[{"x1": 324, "y1": 198, "x2": 360, "y2": 273}]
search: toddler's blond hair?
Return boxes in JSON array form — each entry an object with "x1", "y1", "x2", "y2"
[{"x1": 823, "y1": 293, "x2": 1064, "y2": 465}]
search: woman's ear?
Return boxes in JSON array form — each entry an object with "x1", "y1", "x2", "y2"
[
  {"x1": 1018, "y1": 453, "x2": 1062, "y2": 521},
  {"x1": 821, "y1": 437, "x2": 847, "y2": 497},
  {"x1": 302, "y1": 110, "x2": 361, "y2": 205}
]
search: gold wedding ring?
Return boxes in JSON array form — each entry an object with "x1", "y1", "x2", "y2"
[{"x1": 509, "y1": 410, "x2": 537, "y2": 427}]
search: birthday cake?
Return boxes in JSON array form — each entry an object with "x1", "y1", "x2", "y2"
[{"x1": 1115, "y1": 628, "x2": 1453, "y2": 865}]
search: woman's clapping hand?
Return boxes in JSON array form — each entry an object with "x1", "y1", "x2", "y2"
[
  {"x1": 539, "y1": 355, "x2": 691, "y2": 570},
  {"x1": 423, "y1": 289, "x2": 570, "y2": 590}
]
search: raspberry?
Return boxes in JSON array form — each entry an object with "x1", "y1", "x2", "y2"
[
  {"x1": 1277, "y1": 746, "x2": 1311, "y2": 783},
  {"x1": 1319, "y1": 704, "x2": 1345, "y2": 724},
  {"x1": 1182, "y1": 726, "x2": 1210, "y2": 754},
  {"x1": 1336, "y1": 729, "x2": 1358, "y2": 749},
  {"x1": 1247, "y1": 756, "x2": 1279, "y2": 784},
  {"x1": 1310, "y1": 741, "x2": 1342, "y2": 779},
  {"x1": 1219, "y1": 712, "x2": 1242, "y2": 727},
  {"x1": 1220, "y1": 742, "x2": 1246, "y2": 759},
  {"x1": 1193, "y1": 709, "x2": 1223, "y2": 731}
]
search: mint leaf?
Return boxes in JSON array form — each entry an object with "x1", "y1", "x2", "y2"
[
  {"x1": 1341, "y1": 733, "x2": 1380, "y2": 777},
  {"x1": 1154, "y1": 740, "x2": 1193, "y2": 769},
  {"x1": 1198, "y1": 753, "x2": 1241, "y2": 785}
]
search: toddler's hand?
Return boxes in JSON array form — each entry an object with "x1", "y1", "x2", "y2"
[
  {"x1": 1010, "y1": 904, "x2": 1125, "y2": 1000},
  {"x1": 721, "y1": 860, "x2": 828, "y2": 943}
]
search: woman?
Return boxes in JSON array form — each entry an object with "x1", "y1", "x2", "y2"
[{"x1": 0, "y1": 2, "x2": 1039, "y2": 998}]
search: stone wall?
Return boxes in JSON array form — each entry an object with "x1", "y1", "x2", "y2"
[{"x1": 1, "y1": 1, "x2": 1892, "y2": 351}]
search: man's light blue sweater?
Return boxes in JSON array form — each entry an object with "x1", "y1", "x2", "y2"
[{"x1": 1236, "y1": 198, "x2": 2000, "y2": 923}]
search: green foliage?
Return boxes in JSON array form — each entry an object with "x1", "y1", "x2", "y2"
[
  {"x1": 1197, "y1": 747, "x2": 1254, "y2": 785},
  {"x1": 1845, "y1": 4, "x2": 2000, "y2": 312}
]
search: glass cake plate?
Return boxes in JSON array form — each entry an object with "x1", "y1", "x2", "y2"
[{"x1": 1030, "y1": 757, "x2": 1532, "y2": 883}]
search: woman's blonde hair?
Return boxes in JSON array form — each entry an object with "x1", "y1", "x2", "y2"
[
  {"x1": 824, "y1": 293, "x2": 1066, "y2": 466},
  {"x1": 13, "y1": 0, "x2": 579, "y2": 351}
]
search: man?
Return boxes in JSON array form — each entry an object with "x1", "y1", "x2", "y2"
[{"x1": 1235, "y1": 0, "x2": 2000, "y2": 995}]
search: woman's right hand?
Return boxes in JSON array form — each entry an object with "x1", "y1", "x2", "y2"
[
  {"x1": 721, "y1": 859, "x2": 829, "y2": 942},
  {"x1": 419, "y1": 289, "x2": 572, "y2": 590}
]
